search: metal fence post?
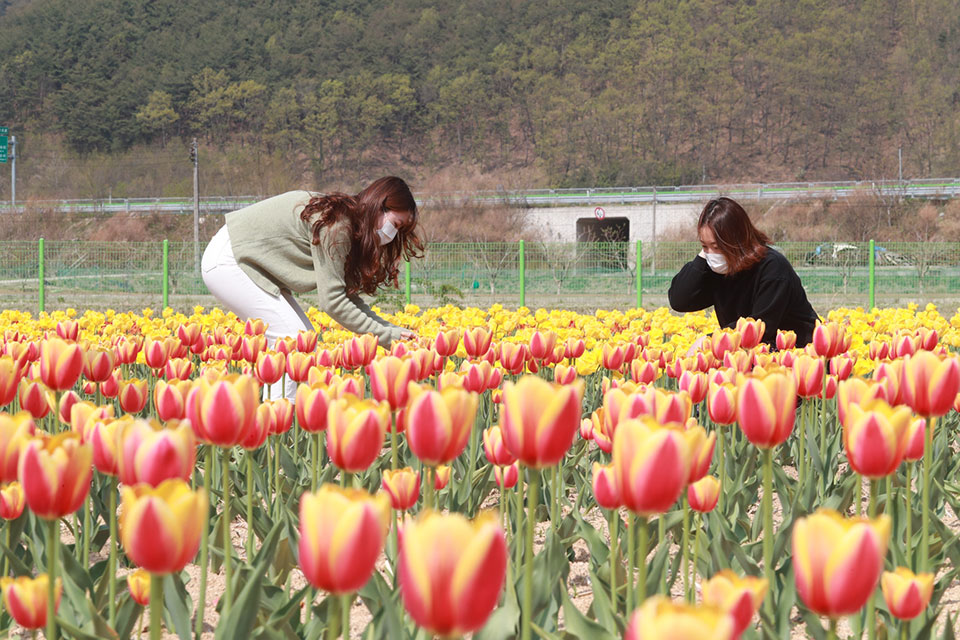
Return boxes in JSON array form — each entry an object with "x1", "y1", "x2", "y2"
[
  {"x1": 162, "y1": 239, "x2": 169, "y2": 310},
  {"x1": 519, "y1": 240, "x2": 526, "y2": 308},
  {"x1": 636, "y1": 240, "x2": 643, "y2": 308},
  {"x1": 38, "y1": 238, "x2": 45, "y2": 314},
  {"x1": 868, "y1": 239, "x2": 875, "y2": 309},
  {"x1": 404, "y1": 260, "x2": 411, "y2": 306}
]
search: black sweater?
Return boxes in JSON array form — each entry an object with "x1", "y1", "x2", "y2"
[{"x1": 668, "y1": 248, "x2": 819, "y2": 347}]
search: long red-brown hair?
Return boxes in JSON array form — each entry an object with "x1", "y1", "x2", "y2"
[
  {"x1": 300, "y1": 177, "x2": 424, "y2": 295},
  {"x1": 698, "y1": 197, "x2": 770, "y2": 274}
]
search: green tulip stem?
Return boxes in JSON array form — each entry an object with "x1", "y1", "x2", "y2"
[
  {"x1": 341, "y1": 593, "x2": 351, "y2": 640},
  {"x1": 514, "y1": 480, "x2": 524, "y2": 570},
  {"x1": 550, "y1": 466, "x2": 559, "y2": 532},
  {"x1": 626, "y1": 514, "x2": 635, "y2": 614},
  {"x1": 762, "y1": 448, "x2": 774, "y2": 620},
  {"x1": 681, "y1": 497, "x2": 691, "y2": 602},
  {"x1": 150, "y1": 573, "x2": 163, "y2": 640},
  {"x1": 390, "y1": 413, "x2": 398, "y2": 470},
  {"x1": 3, "y1": 522, "x2": 8, "y2": 581},
  {"x1": 638, "y1": 516, "x2": 648, "y2": 602},
  {"x1": 246, "y1": 453, "x2": 255, "y2": 559},
  {"x1": 905, "y1": 463, "x2": 913, "y2": 566},
  {"x1": 196, "y1": 446, "x2": 212, "y2": 640},
  {"x1": 46, "y1": 518, "x2": 58, "y2": 640},
  {"x1": 274, "y1": 438, "x2": 282, "y2": 519},
  {"x1": 717, "y1": 427, "x2": 726, "y2": 512},
  {"x1": 827, "y1": 618, "x2": 838, "y2": 640},
  {"x1": 326, "y1": 595, "x2": 340, "y2": 640},
  {"x1": 820, "y1": 360, "x2": 828, "y2": 490},
  {"x1": 520, "y1": 468, "x2": 540, "y2": 640},
  {"x1": 424, "y1": 467, "x2": 435, "y2": 510},
  {"x1": 467, "y1": 425, "x2": 480, "y2": 516},
  {"x1": 609, "y1": 509, "x2": 618, "y2": 614},
  {"x1": 82, "y1": 494, "x2": 90, "y2": 569},
  {"x1": 657, "y1": 515, "x2": 666, "y2": 594},
  {"x1": 222, "y1": 447, "x2": 233, "y2": 621},
  {"x1": 313, "y1": 433, "x2": 322, "y2": 492},
  {"x1": 108, "y1": 477, "x2": 118, "y2": 627},
  {"x1": 921, "y1": 416, "x2": 934, "y2": 572},
  {"x1": 798, "y1": 399, "x2": 807, "y2": 487},
  {"x1": 693, "y1": 513, "x2": 702, "y2": 601}
]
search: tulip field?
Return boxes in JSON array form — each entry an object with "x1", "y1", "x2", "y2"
[{"x1": 1, "y1": 303, "x2": 960, "y2": 639}]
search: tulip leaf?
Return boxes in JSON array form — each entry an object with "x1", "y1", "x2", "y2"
[
  {"x1": 798, "y1": 608, "x2": 827, "y2": 640},
  {"x1": 59, "y1": 538, "x2": 95, "y2": 593},
  {"x1": 87, "y1": 597, "x2": 121, "y2": 640},
  {"x1": 586, "y1": 567, "x2": 619, "y2": 634},
  {"x1": 939, "y1": 613, "x2": 956, "y2": 640},
  {"x1": 113, "y1": 595, "x2": 144, "y2": 640},
  {"x1": 215, "y1": 521, "x2": 283, "y2": 640},
  {"x1": 57, "y1": 614, "x2": 109, "y2": 640},
  {"x1": 559, "y1": 587, "x2": 615, "y2": 640},
  {"x1": 163, "y1": 571, "x2": 193, "y2": 640},
  {"x1": 358, "y1": 570, "x2": 405, "y2": 640},
  {"x1": 0, "y1": 537, "x2": 33, "y2": 577}
]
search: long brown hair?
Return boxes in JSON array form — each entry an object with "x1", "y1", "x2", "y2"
[
  {"x1": 698, "y1": 197, "x2": 770, "y2": 274},
  {"x1": 300, "y1": 177, "x2": 424, "y2": 295}
]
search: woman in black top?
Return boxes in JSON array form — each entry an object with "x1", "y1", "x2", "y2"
[{"x1": 668, "y1": 197, "x2": 819, "y2": 347}]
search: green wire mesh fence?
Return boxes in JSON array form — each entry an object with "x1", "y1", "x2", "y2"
[{"x1": 1, "y1": 240, "x2": 959, "y2": 314}]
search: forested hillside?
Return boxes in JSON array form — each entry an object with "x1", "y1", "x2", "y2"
[{"x1": 1, "y1": 0, "x2": 959, "y2": 191}]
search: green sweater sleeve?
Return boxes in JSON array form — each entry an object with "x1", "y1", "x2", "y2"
[{"x1": 312, "y1": 221, "x2": 405, "y2": 348}]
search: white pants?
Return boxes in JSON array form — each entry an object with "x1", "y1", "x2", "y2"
[{"x1": 201, "y1": 225, "x2": 314, "y2": 401}]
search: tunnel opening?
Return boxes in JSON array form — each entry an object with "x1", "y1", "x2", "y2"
[{"x1": 576, "y1": 217, "x2": 629, "y2": 270}]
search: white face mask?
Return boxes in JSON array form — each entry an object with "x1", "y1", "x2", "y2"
[
  {"x1": 377, "y1": 219, "x2": 398, "y2": 245},
  {"x1": 699, "y1": 250, "x2": 728, "y2": 274}
]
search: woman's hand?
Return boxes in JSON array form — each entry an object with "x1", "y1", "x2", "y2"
[{"x1": 400, "y1": 330, "x2": 418, "y2": 341}]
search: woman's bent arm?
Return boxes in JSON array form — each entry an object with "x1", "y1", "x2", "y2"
[{"x1": 668, "y1": 256, "x2": 715, "y2": 312}]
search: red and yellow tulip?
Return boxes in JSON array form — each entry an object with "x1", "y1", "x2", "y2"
[
  {"x1": 120, "y1": 479, "x2": 207, "y2": 574},
  {"x1": 127, "y1": 569, "x2": 151, "y2": 606},
  {"x1": 0, "y1": 412, "x2": 35, "y2": 484},
  {"x1": 398, "y1": 511, "x2": 507, "y2": 636},
  {"x1": 381, "y1": 467, "x2": 420, "y2": 511},
  {"x1": 613, "y1": 418, "x2": 693, "y2": 516},
  {"x1": 298, "y1": 485, "x2": 390, "y2": 594},
  {"x1": 499, "y1": 376, "x2": 584, "y2": 468},
  {"x1": 0, "y1": 481, "x2": 25, "y2": 520},
  {"x1": 900, "y1": 350, "x2": 960, "y2": 417},
  {"x1": 18, "y1": 432, "x2": 92, "y2": 520},
  {"x1": 702, "y1": 570, "x2": 768, "y2": 639},
  {"x1": 326, "y1": 396, "x2": 390, "y2": 472},
  {"x1": 842, "y1": 399, "x2": 912, "y2": 478},
  {"x1": 624, "y1": 595, "x2": 735, "y2": 640},
  {"x1": 736, "y1": 372, "x2": 796, "y2": 448},
  {"x1": 688, "y1": 475, "x2": 721, "y2": 513},
  {"x1": 117, "y1": 418, "x2": 196, "y2": 487},
  {"x1": 39, "y1": 337, "x2": 84, "y2": 391},
  {"x1": 881, "y1": 567, "x2": 934, "y2": 620},
  {"x1": 406, "y1": 385, "x2": 478, "y2": 466},
  {"x1": 0, "y1": 574, "x2": 61, "y2": 630},
  {"x1": 792, "y1": 509, "x2": 891, "y2": 617},
  {"x1": 185, "y1": 374, "x2": 259, "y2": 446}
]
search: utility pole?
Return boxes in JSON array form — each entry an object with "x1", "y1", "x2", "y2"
[
  {"x1": 651, "y1": 186, "x2": 657, "y2": 276},
  {"x1": 191, "y1": 138, "x2": 200, "y2": 273}
]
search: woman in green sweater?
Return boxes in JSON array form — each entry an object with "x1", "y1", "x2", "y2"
[{"x1": 201, "y1": 176, "x2": 422, "y2": 398}]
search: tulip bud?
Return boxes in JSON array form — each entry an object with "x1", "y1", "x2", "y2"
[
  {"x1": 793, "y1": 509, "x2": 891, "y2": 617},
  {"x1": 185, "y1": 374, "x2": 259, "y2": 446},
  {"x1": 881, "y1": 567, "x2": 934, "y2": 621},
  {"x1": 406, "y1": 385, "x2": 478, "y2": 467},
  {"x1": 118, "y1": 378, "x2": 149, "y2": 414},
  {"x1": 494, "y1": 462, "x2": 519, "y2": 489},
  {"x1": 434, "y1": 464, "x2": 451, "y2": 490},
  {"x1": 120, "y1": 479, "x2": 207, "y2": 574},
  {"x1": 296, "y1": 383, "x2": 335, "y2": 433},
  {"x1": 904, "y1": 417, "x2": 926, "y2": 461},
  {"x1": 127, "y1": 569, "x2": 151, "y2": 606},
  {"x1": 900, "y1": 351, "x2": 960, "y2": 417},
  {"x1": 381, "y1": 467, "x2": 420, "y2": 511},
  {"x1": 82, "y1": 347, "x2": 116, "y2": 383},
  {"x1": 688, "y1": 475, "x2": 721, "y2": 513},
  {"x1": 0, "y1": 481, "x2": 25, "y2": 520},
  {"x1": 776, "y1": 330, "x2": 797, "y2": 351},
  {"x1": 792, "y1": 355, "x2": 824, "y2": 398},
  {"x1": 482, "y1": 425, "x2": 516, "y2": 467},
  {"x1": 624, "y1": 596, "x2": 735, "y2": 640},
  {"x1": 736, "y1": 372, "x2": 796, "y2": 448},
  {"x1": 463, "y1": 326, "x2": 493, "y2": 359},
  {"x1": 39, "y1": 337, "x2": 84, "y2": 391},
  {"x1": 298, "y1": 485, "x2": 390, "y2": 593},
  {"x1": 528, "y1": 330, "x2": 558, "y2": 361},
  {"x1": 326, "y1": 397, "x2": 390, "y2": 472},
  {"x1": 707, "y1": 382, "x2": 738, "y2": 426},
  {"x1": 432, "y1": 329, "x2": 461, "y2": 358},
  {"x1": 270, "y1": 398, "x2": 294, "y2": 435},
  {"x1": 341, "y1": 334, "x2": 379, "y2": 369},
  {"x1": 154, "y1": 379, "x2": 192, "y2": 422},
  {"x1": 613, "y1": 418, "x2": 693, "y2": 516},
  {"x1": 254, "y1": 352, "x2": 285, "y2": 385},
  {"x1": 499, "y1": 376, "x2": 584, "y2": 469},
  {"x1": 0, "y1": 412, "x2": 35, "y2": 485},
  {"x1": 398, "y1": 511, "x2": 507, "y2": 636},
  {"x1": 367, "y1": 356, "x2": 416, "y2": 411},
  {"x1": 18, "y1": 432, "x2": 93, "y2": 520},
  {"x1": 592, "y1": 462, "x2": 621, "y2": 510},
  {"x1": 117, "y1": 418, "x2": 196, "y2": 487},
  {"x1": 1, "y1": 574, "x2": 62, "y2": 630},
  {"x1": 843, "y1": 399, "x2": 912, "y2": 478},
  {"x1": 18, "y1": 378, "x2": 55, "y2": 420},
  {"x1": 286, "y1": 351, "x2": 316, "y2": 383},
  {"x1": 736, "y1": 317, "x2": 765, "y2": 350},
  {"x1": 702, "y1": 570, "x2": 768, "y2": 638},
  {"x1": 812, "y1": 321, "x2": 850, "y2": 359}
]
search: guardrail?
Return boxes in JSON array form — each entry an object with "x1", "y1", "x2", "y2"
[{"x1": 1, "y1": 178, "x2": 959, "y2": 213}]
